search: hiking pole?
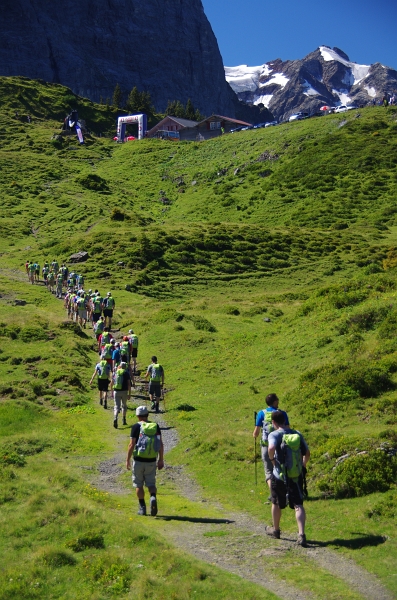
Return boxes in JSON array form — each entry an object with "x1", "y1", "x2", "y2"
[
  {"x1": 254, "y1": 411, "x2": 258, "y2": 485},
  {"x1": 162, "y1": 385, "x2": 165, "y2": 413}
]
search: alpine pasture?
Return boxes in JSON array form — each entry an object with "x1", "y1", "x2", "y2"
[{"x1": 0, "y1": 77, "x2": 396, "y2": 599}]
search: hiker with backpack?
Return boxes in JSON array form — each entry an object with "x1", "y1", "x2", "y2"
[
  {"x1": 89, "y1": 357, "x2": 112, "y2": 409},
  {"x1": 112, "y1": 361, "x2": 134, "y2": 428},
  {"x1": 128, "y1": 329, "x2": 138, "y2": 373},
  {"x1": 265, "y1": 410, "x2": 310, "y2": 547},
  {"x1": 145, "y1": 356, "x2": 164, "y2": 413},
  {"x1": 253, "y1": 394, "x2": 289, "y2": 495},
  {"x1": 103, "y1": 292, "x2": 115, "y2": 329},
  {"x1": 126, "y1": 405, "x2": 164, "y2": 516}
]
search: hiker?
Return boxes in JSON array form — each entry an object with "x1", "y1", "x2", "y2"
[
  {"x1": 56, "y1": 272, "x2": 63, "y2": 298},
  {"x1": 90, "y1": 358, "x2": 112, "y2": 409},
  {"x1": 145, "y1": 356, "x2": 164, "y2": 412},
  {"x1": 112, "y1": 361, "x2": 134, "y2": 428},
  {"x1": 99, "y1": 327, "x2": 113, "y2": 355},
  {"x1": 103, "y1": 292, "x2": 115, "y2": 329},
  {"x1": 28, "y1": 261, "x2": 36, "y2": 284},
  {"x1": 265, "y1": 410, "x2": 310, "y2": 547},
  {"x1": 253, "y1": 393, "x2": 289, "y2": 495},
  {"x1": 76, "y1": 291, "x2": 87, "y2": 328},
  {"x1": 42, "y1": 264, "x2": 49, "y2": 286},
  {"x1": 34, "y1": 262, "x2": 40, "y2": 282},
  {"x1": 128, "y1": 329, "x2": 138, "y2": 372},
  {"x1": 120, "y1": 336, "x2": 130, "y2": 365},
  {"x1": 126, "y1": 405, "x2": 164, "y2": 516},
  {"x1": 112, "y1": 342, "x2": 122, "y2": 371},
  {"x1": 92, "y1": 292, "x2": 103, "y2": 324},
  {"x1": 94, "y1": 315, "x2": 105, "y2": 345}
]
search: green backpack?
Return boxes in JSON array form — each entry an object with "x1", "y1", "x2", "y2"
[
  {"x1": 133, "y1": 422, "x2": 161, "y2": 459},
  {"x1": 261, "y1": 408, "x2": 275, "y2": 447},
  {"x1": 98, "y1": 360, "x2": 109, "y2": 380},
  {"x1": 114, "y1": 368, "x2": 126, "y2": 390},
  {"x1": 281, "y1": 432, "x2": 303, "y2": 480},
  {"x1": 150, "y1": 363, "x2": 162, "y2": 382}
]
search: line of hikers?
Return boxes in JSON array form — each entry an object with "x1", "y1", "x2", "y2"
[{"x1": 23, "y1": 263, "x2": 310, "y2": 535}]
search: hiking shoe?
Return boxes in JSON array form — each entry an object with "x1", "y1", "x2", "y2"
[
  {"x1": 104, "y1": 401, "x2": 107, "y2": 409},
  {"x1": 122, "y1": 417, "x2": 127, "y2": 426},
  {"x1": 265, "y1": 526, "x2": 280, "y2": 539},
  {"x1": 100, "y1": 398, "x2": 103, "y2": 406},
  {"x1": 297, "y1": 534, "x2": 307, "y2": 547},
  {"x1": 151, "y1": 402, "x2": 156, "y2": 410},
  {"x1": 113, "y1": 418, "x2": 118, "y2": 429},
  {"x1": 150, "y1": 496, "x2": 158, "y2": 517},
  {"x1": 137, "y1": 505, "x2": 146, "y2": 516},
  {"x1": 155, "y1": 403, "x2": 159, "y2": 413}
]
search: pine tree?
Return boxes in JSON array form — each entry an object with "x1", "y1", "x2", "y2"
[
  {"x1": 174, "y1": 101, "x2": 185, "y2": 118},
  {"x1": 165, "y1": 100, "x2": 177, "y2": 116},
  {"x1": 127, "y1": 86, "x2": 140, "y2": 112},
  {"x1": 185, "y1": 98, "x2": 195, "y2": 120},
  {"x1": 112, "y1": 83, "x2": 123, "y2": 108}
]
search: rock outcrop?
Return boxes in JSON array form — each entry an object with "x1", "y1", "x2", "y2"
[
  {"x1": 0, "y1": 0, "x2": 236, "y2": 117},
  {"x1": 226, "y1": 47, "x2": 397, "y2": 121}
]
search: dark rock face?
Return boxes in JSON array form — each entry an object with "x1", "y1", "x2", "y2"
[
  {"x1": 227, "y1": 47, "x2": 397, "y2": 121},
  {"x1": 0, "y1": 0, "x2": 235, "y2": 116}
]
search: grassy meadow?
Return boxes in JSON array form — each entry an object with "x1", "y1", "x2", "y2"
[{"x1": 0, "y1": 76, "x2": 397, "y2": 598}]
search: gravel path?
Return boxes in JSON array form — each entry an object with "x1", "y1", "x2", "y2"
[{"x1": 95, "y1": 406, "x2": 393, "y2": 600}]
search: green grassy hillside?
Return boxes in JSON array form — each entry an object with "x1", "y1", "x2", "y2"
[{"x1": 1, "y1": 77, "x2": 397, "y2": 599}]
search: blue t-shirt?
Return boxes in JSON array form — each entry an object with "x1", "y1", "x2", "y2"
[
  {"x1": 256, "y1": 406, "x2": 289, "y2": 428},
  {"x1": 112, "y1": 349, "x2": 121, "y2": 363}
]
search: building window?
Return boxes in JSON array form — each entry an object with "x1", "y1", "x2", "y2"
[{"x1": 210, "y1": 121, "x2": 221, "y2": 130}]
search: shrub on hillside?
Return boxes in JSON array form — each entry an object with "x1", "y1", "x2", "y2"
[
  {"x1": 76, "y1": 173, "x2": 108, "y2": 192},
  {"x1": 185, "y1": 315, "x2": 216, "y2": 332},
  {"x1": 318, "y1": 451, "x2": 397, "y2": 498},
  {"x1": 295, "y1": 358, "x2": 397, "y2": 419}
]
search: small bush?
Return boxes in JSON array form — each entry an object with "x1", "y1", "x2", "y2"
[
  {"x1": 76, "y1": 173, "x2": 108, "y2": 191},
  {"x1": 110, "y1": 207, "x2": 128, "y2": 221},
  {"x1": 269, "y1": 308, "x2": 283, "y2": 317},
  {"x1": 0, "y1": 451, "x2": 26, "y2": 467},
  {"x1": 185, "y1": 315, "x2": 216, "y2": 332},
  {"x1": 224, "y1": 305, "x2": 240, "y2": 315},
  {"x1": 66, "y1": 533, "x2": 105, "y2": 552},
  {"x1": 39, "y1": 549, "x2": 77, "y2": 567},
  {"x1": 365, "y1": 491, "x2": 397, "y2": 519},
  {"x1": 325, "y1": 452, "x2": 397, "y2": 498},
  {"x1": 19, "y1": 326, "x2": 48, "y2": 342},
  {"x1": 316, "y1": 336, "x2": 332, "y2": 348}
]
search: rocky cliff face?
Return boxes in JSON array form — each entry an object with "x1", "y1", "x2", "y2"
[
  {"x1": 226, "y1": 47, "x2": 397, "y2": 121},
  {"x1": 0, "y1": 0, "x2": 236, "y2": 116}
]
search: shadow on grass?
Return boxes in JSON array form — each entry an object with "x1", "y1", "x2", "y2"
[
  {"x1": 156, "y1": 515, "x2": 234, "y2": 524},
  {"x1": 310, "y1": 533, "x2": 388, "y2": 550}
]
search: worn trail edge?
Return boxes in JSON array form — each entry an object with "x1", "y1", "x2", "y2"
[{"x1": 95, "y1": 407, "x2": 393, "y2": 600}]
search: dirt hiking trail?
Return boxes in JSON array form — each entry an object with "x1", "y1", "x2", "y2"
[{"x1": 95, "y1": 403, "x2": 392, "y2": 600}]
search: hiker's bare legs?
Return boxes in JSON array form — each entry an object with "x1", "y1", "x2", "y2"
[
  {"x1": 271, "y1": 504, "x2": 281, "y2": 530},
  {"x1": 295, "y1": 505, "x2": 306, "y2": 535}
]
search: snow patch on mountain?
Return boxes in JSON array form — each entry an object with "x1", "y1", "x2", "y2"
[
  {"x1": 254, "y1": 94, "x2": 273, "y2": 107},
  {"x1": 261, "y1": 73, "x2": 289, "y2": 88},
  {"x1": 320, "y1": 46, "x2": 370, "y2": 84},
  {"x1": 333, "y1": 90, "x2": 352, "y2": 105},
  {"x1": 303, "y1": 80, "x2": 319, "y2": 96},
  {"x1": 365, "y1": 86, "x2": 377, "y2": 97},
  {"x1": 224, "y1": 64, "x2": 271, "y2": 93}
]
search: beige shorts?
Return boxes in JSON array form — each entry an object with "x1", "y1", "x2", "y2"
[
  {"x1": 114, "y1": 390, "x2": 128, "y2": 410},
  {"x1": 132, "y1": 460, "x2": 157, "y2": 488}
]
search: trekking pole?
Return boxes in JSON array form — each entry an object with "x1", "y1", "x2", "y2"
[
  {"x1": 254, "y1": 411, "x2": 258, "y2": 485},
  {"x1": 162, "y1": 385, "x2": 165, "y2": 412}
]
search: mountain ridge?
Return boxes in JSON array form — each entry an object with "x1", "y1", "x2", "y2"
[{"x1": 226, "y1": 46, "x2": 397, "y2": 121}]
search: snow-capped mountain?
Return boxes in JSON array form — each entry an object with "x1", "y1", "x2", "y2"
[{"x1": 225, "y1": 47, "x2": 397, "y2": 121}]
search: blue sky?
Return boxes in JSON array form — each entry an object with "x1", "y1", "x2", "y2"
[{"x1": 202, "y1": 0, "x2": 397, "y2": 70}]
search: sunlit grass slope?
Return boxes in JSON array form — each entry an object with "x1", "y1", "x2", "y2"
[{"x1": 1, "y1": 77, "x2": 397, "y2": 597}]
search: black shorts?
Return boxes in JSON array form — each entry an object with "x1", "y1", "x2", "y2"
[
  {"x1": 131, "y1": 347, "x2": 138, "y2": 358},
  {"x1": 270, "y1": 475, "x2": 304, "y2": 509},
  {"x1": 103, "y1": 309, "x2": 113, "y2": 318},
  {"x1": 98, "y1": 379, "x2": 109, "y2": 392},
  {"x1": 149, "y1": 381, "x2": 162, "y2": 398},
  {"x1": 93, "y1": 312, "x2": 101, "y2": 322}
]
